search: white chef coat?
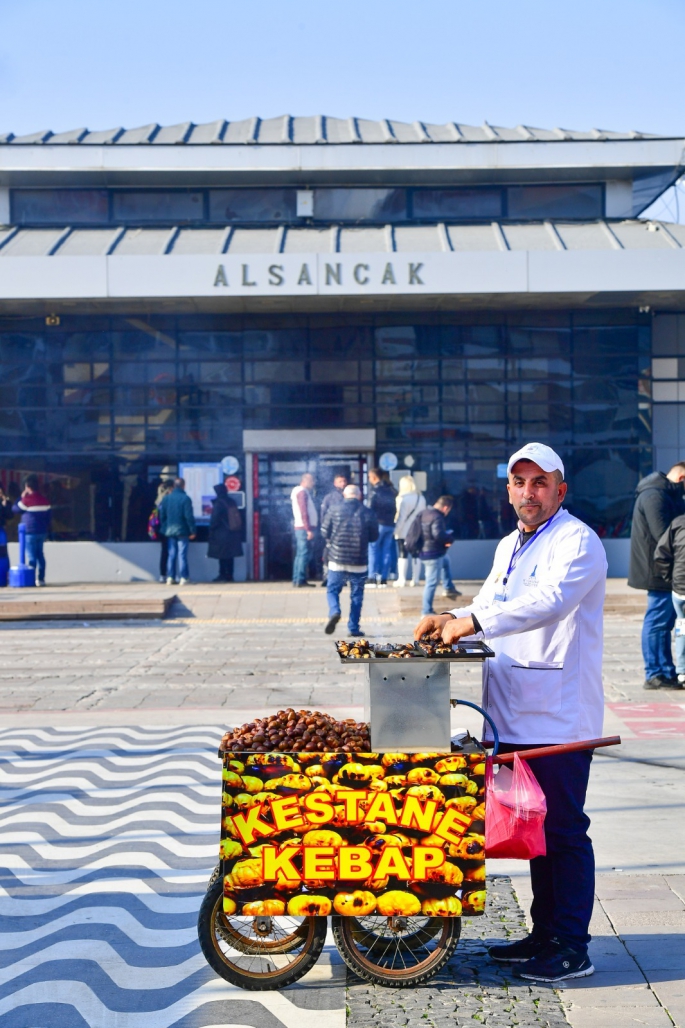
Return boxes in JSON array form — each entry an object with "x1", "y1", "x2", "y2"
[{"x1": 450, "y1": 508, "x2": 607, "y2": 745}]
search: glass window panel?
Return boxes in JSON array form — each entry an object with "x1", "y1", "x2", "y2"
[
  {"x1": 208, "y1": 189, "x2": 296, "y2": 223},
  {"x1": 466, "y1": 358, "x2": 505, "y2": 380},
  {"x1": 376, "y1": 326, "x2": 417, "y2": 357},
  {"x1": 314, "y1": 189, "x2": 406, "y2": 222},
  {"x1": 309, "y1": 326, "x2": 371, "y2": 358},
  {"x1": 245, "y1": 361, "x2": 305, "y2": 383},
  {"x1": 112, "y1": 191, "x2": 203, "y2": 223},
  {"x1": 243, "y1": 330, "x2": 306, "y2": 359},
  {"x1": 442, "y1": 360, "x2": 466, "y2": 381},
  {"x1": 178, "y1": 332, "x2": 242, "y2": 358},
  {"x1": 310, "y1": 361, "x2": 359, "y2": 383},
  {"x1": 375, "y1": 360, "x2": 414, "y2": 381},
  {"x1": 507, "y1": 185, "x2": 602, "y2": 220},
  {"x1": 412, "y1": 188, "x2": 502, "y2": 220},
  {"x1": 12, "y1": 190, "x2": 109, "y2": 225},
  {"x1": 113, "y1": 329, "x2": 176, "y2": 359}
]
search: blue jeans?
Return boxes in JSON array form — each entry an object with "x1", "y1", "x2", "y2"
[
  {"x1": 499, "y1": 744, "x2": 594, "y2": 953},
  {"x1": 642, "y1": 589, "x2": 676, "y2": 679},
  {"x1": 440, "y1": 553, "x2": 455, "y2": 592},
  {"x1": 166, "y1": 536, "x2": 189, "y2": 581},
  {"x1": 421, "y1": 558, "x2": 442, "y2": 615},
  {"x1": 25, "y1": 532, "x2": 47, "y2": 583},
  {"x1": 292, "y1": 529, "x2": 311, "y2": 585},
  {"x1": 672, "y1": 594, "x2": 685, "y2": 675},
  {"x1": 368, "y1": 524, "x2": 395, "y2": 582},
  {"x1": 327, "y1": 569, "x2": 366, "y2": 633}
]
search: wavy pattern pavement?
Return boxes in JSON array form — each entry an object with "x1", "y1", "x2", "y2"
[{"x1": 0, "y1": 725, "x2": 345, "y2": 1028}]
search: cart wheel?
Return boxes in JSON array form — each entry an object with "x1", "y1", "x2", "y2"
[
  {"x1": 348, "y1": 916, "x2": 443, "y2": 952},
  {"x1": 332, "y1": 913, "x2": 460, "y2": 987},
  {"x1": 198, "y1": 879, "x2": 328, "y2": 990},
  {"x1": 207, "y1": 864, "x2": 221, "y2": 888}
]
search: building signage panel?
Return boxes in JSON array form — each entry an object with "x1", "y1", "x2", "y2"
[{"x1": 1, "y1": 250, "x2": 685, "y2": 301}]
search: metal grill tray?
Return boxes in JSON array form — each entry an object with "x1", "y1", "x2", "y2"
[{"x1": 335, "y1": 641, "x2": 494, "y2": 662}]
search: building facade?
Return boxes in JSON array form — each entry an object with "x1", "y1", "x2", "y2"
[{"x1": 1, "y1": 116, "x2": 684, "y2": 579}]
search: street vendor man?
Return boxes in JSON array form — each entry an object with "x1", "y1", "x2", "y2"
[{"x1": 415, "y1": 442, "x2": 607, "y2": 984}]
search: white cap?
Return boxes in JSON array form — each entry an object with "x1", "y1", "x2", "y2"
[
  {"x1": 343, "y1": 484, "x2": 361, "y2": 499},
  {"x1": 507, "y1": 442, "x2": 564, "y2": 479}
]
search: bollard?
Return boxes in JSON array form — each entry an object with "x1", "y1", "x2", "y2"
[
  {"x1": 0, "y1": 527, "x2": 8, "y2": 587},
  {"x1": 9, "y1": 524, "x2": 36, "y2": 588}
]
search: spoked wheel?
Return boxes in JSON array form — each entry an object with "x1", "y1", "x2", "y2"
[
  {"x1": 349, "y1": 915, "x2": 443, "y2": 951},
  {"x1": 332, "y1": 913, "x2": 460, "y2": 987},
  {"x1": 198, "y1": 879, "x2": 328, "y2": 990}
]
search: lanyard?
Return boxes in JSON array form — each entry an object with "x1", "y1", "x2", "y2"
[{"x1": 503, "y1": 510, "x2": 560, "y2": 586}]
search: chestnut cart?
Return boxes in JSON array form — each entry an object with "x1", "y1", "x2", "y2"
[{"x1": 198, "y1": 641, "x2": 502, "y2": 989}]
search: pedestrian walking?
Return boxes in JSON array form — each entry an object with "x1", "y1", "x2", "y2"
[
  {"x1": 320, "y1": 469, "x2": 348, "y2": 586},
  {"x1": 628, "y1": 462, "x2": 685, "y2": 689},
  {"x1": 415, "y1": 442, "x2": 607, "y2": 983},
  {"x1": 321, "y1": 484, "x2": 378, "y2": 636},
  {"x1": 149, "y1": 479, "x2": 174, "y2": 582},
  {"x1": 12, "y1": 475, "x2": 51, "y2": 587},
  {"x1": 407, "y1": 495, "x2": 454, "y2": 615},
  {"x1": 367, "y1": 468, "x2": 397, "y2": 586},
  {"x1": 291, "y1": 472, "x2": 318, "y2": 588},
  {"x1": 207, "y1": 483, "x2": 243, "y2": 582},
  {"x1": 159, "y1": 477, "x2": 196, "y2": 585},
  {"x1": 653, "y1": 513, "x2": 685, "y2": 687},
  {"x1": 393, "y1": 475, "x2": 426, "y2": 587},
  {"x1": 0, "y1": 484, "x2": 14, "y2": 587}
]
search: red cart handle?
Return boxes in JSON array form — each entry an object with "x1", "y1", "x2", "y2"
[{"x1": 487, "y1": 735, "x2": 621, "y2": 764}]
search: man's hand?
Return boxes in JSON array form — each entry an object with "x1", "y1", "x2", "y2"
[
  {"x1": 189, "y1": 534, "x2": 196, "y2": 541},
  {"x1": 414, "y1": 613, "x2": 452, "y2": 641},
  {"x1": 441, "y1": 616, "x2": 475, "y2": 645},
  {"x1": 306, "y1": 530, "x2": 314, "y2": 541}
]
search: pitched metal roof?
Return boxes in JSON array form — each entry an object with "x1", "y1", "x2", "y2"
[
  {"x1": 1, "y1": 219, "x2": 682, "y2": 256},
  {"x1": 0, "y1": 116, "x2": 663, "y2": 146}
]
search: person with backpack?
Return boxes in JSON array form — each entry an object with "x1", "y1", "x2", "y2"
[
  {"x1": 321, "y1": 484, "x2": 378, "y2": 636},
  {"x1": 404, "y1": 495, "x2": 454, "y2": 615},
  {"x1": 149, "y1": 479, "x2": 174, "y2": 582},
  {"x1": 207, "y1": 483, "x2": 243, "y2": 582},
  {"x1": 367, "y1": 468, "x2": 397, "y2": 587},
  {"x1": 12, "y1": 475, "x2": 51, "y2": 587},
  {"x1": 393, "y1": 475, "x2": 426, "y2": 587},
  {"x1": 159, "y1": 478, "x2": 196, "y2": 585}
]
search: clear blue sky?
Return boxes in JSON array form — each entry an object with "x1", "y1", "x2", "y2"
[{"x1": 1, "y1": 0, "x2": 683, "y2": 137}]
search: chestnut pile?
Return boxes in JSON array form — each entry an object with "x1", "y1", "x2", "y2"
[{"x1": 219, "y1": 708, "x2": 372, "y2": 754}]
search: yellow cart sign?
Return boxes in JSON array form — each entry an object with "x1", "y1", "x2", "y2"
[{"x1": 220, "y1": 743, "x2": 486, "y2": 918}]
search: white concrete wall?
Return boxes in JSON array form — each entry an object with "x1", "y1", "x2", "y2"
[
  {"x1": 445, "y1": 537, "x2": 629, "y2": 580},
  {"x1": 7, "y1": 542, "x2": 247, "y2": 584},
  {"x1": 5, "y1": 537, "x2": 628, "y2": 583}
]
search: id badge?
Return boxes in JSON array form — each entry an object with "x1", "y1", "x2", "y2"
[
  {"x1": 676, "y1": 618, "x2": 685, "y2": 637},
  {"x1": 494, "y1": 589, "x2": 507, "y2": 603}
]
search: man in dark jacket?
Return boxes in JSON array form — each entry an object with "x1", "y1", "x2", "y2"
[
  {"x1": 320, "y1": 469, "x2": 349, "y2": 587},
  {"x1": 416, "y1": 496, "x2": 454, "y2": 615},
  {"x1": 159, "y1": 478, "x2": 196, "y2": 585},
  {"x1": 321, "y1": 484, "x2": 378, "y2": 636},
  {"x1": 207, "y1": 483, "x2": 243, "y2": 582},
  {"x1": 629, "y1": 464, "x2": 685, "y2": 688},
  {"x1": 13, "y1": 475, "x2": 51, "y2": 587},
  {"x1": 367, "y1": 468, "x2": 397, "y2": 587}
]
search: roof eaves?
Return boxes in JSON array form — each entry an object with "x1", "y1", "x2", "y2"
[
  {"x1": 347, "y1": 117, "x2": 362, "y2": 143},
  {"x1": 381, "y1": 119, "x2": 398, "y2": 143},
  {"x1": 413, "y1": 121, "x2": 431, "y2": 143},
  {"x1": 516, "y1": 124, "x2": 535, "y2": 141},
  {"x1": 482, "y1": 121, "x2": 500, "y2": 141}
]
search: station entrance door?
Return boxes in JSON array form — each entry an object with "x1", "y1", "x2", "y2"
[{"x1": 242, "y1": 430, "x2": 376, "y2": 581}]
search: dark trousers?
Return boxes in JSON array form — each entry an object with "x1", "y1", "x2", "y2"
[
  {"x1": 159, "y1": 537, "x2": 169, "y2": 578},
  {"x1": 218, "y1": 558, "x2": 234, "y2": 582},
  {"x1": 498, "y1": 744, "x2": 594, "y2": 953},
  {"x1": 642, "y1": 589, "x2": 676, "y2": 679}
]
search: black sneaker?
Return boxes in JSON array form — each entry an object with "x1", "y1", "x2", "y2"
[
  {"x1": 348, "y1": 629, "x2": 365, "y2": 637},
  {"x1": 324, "y1": 614, "x2": 341, "y2": 635},
  {"x1": 517, "y1": 944, "x2": 594, "y2": 982},
  {"x1": 644, "y1": 675, "x2": 679, "y2": 689},
  {"x1": 488, "y1": 934, "x2": 550, "y2": 963},
  {"x1": 294, "y1": 582, "x2": 315, "y2": 588}
]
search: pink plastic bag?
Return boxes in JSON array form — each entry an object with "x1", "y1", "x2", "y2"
[{"x1": 485, "y1": 753, "x2": 547, "y2": 859}]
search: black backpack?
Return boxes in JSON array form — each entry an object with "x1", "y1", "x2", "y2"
[{"x1": 404, "y1": 511, "x2": 424, "y2": 557}]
